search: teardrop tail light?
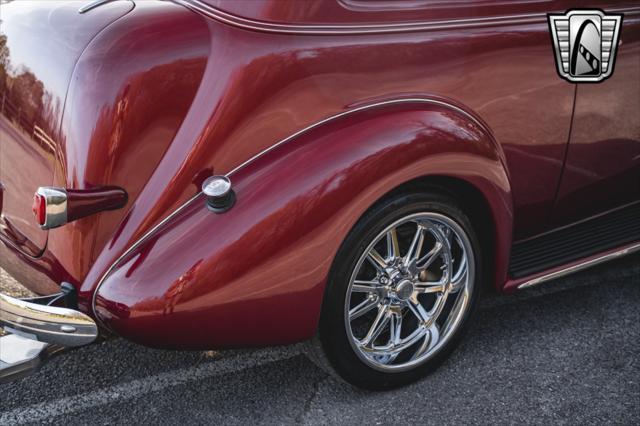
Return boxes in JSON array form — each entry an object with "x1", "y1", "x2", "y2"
[
  {"x1": 32, "y1": 188, "x2": 68, "y2": 230},
  {"x1": 32, "y1": 187, "x2": 127, "y2": 230}
]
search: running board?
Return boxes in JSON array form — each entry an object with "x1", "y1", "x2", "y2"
[{"x1": 509, "y1": 203, "x2": 640, "y2": 279}]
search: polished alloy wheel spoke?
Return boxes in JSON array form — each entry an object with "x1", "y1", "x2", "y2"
[
  {"x1": 351, "y1": 280, "x2": 380, "y2": 293},
  {"x1": 364, "y1": 321, "x2": 427, "y2": 356},
  {"x1": 375, "y1": 311, "x2": 404, "y2": 363},
  {"x1": 418, "y1": 265, "x2": 451, "y2": 295},
  {"x1": 415, "y1": 282, "x2": 447, "y2": 294},
  {"x1": 360, "y1": 305, "x2": 391, "y2": 347},
  {"x1": 407, "y1": 299, "x2": 431, "y2": 324},
  {"x1": 404, "y1": 225, "x2": 426, "y2": 267},
  {"x1": 367, "y1": 248, "x2": 388, "y2": 272},
  {"x1": 410, "y1": 323, "x2": 440, "y2": 361},
  {"x1": 386, "y1": 228, "x2": 401, "y2": 260},
  {"x1": 349, "y1": 296, "x2": 378, "y2": 320},
  {"x1": 346, "y1": 213, "x2": 473, "y2": 371},
  {"x1": 426, "y1": 294, "x2": 448, "y2": 328},
  {"x1": 415, "y1": 241, "x2": 443, "y2": 272}
]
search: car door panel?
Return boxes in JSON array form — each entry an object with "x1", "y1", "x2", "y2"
[{"x1": 553, "y1": 4, "x2": 640, "y2": 226}]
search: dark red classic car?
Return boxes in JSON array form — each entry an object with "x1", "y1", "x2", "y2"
[{"x1": 0, "y1": 0, "x2": 638, "y2": 389}]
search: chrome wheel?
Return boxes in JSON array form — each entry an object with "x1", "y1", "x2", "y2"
[{"x1": 344, "y1": 212, "x2": 475, "y2": 372}]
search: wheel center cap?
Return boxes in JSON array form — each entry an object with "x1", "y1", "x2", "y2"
[{"x1": 395, "y1": 280, "x2": 414, "y2": 301}]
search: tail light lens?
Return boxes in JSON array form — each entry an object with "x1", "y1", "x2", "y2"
[{"x1": 32, "y1": 193, "x2": 46, "y2": 226}]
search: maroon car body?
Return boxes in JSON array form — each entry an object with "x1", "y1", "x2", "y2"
[{"x1": 0, "y1": 0, "x2": 638, "y2": 353}]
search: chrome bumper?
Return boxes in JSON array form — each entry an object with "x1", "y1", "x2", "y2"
[
  {"x1": 0, "y1": 334, "x2": 64, "y2": 384},
  {"x1": 0, "y1": 293, "x2": 98, "y2": 346},
  {"x1": 0, "y1": 292, "x2": 98, "y2": 383}
]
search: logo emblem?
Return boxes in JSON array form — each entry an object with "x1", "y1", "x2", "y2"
[{"x1": 548, "y1": 9, "x2": 623, "y2": 83}]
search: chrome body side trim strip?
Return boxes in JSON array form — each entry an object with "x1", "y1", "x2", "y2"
[
  {"x1": 91, "y1": 97, "x2": 493, "y2": 324},
  {"x1": 174, "y1": 0, "x2": 544, "y2": 34},
  {"x1": 226, "y1": 98, "x2": 490, "y2": 176},
  {"x1": 78, "y1": 0, "x2": 118, "y2": 14},
  {"x1": 171, "y1": 1, "x2": 640, "y2": 35},
  {"x1": 517, "y1": 242, "x2": 640, "y2": 290}
]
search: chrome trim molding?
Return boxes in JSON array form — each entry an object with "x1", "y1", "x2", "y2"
[
  {"x1": 174, "y1": 0, "x2": 544, "y2": 34},
  {"x1": 78, "y1": 0, "x2": 118, "y2": 14},
  {"x1": 226, "y1": 98, "x2": 489, "y2": 176},
  {"x1": 36, "y1": 187, "x2": 68, "y2": 230},
  {"x1": 91, "y1": 97, "x2": 492, "y2": 323},
  {"x1": 517, "y1": 242, "x2": 640, "y2": 290},
  {"x1": 0, "y1": 293, "x2": 98, "y2": 347},
  {"x1": 171, "y1": 1, "x2": 640, "y2": 36}
]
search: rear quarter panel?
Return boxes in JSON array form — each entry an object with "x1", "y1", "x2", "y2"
[{"x1": 94, "y1": 102, "x2": 511, "y2": 349}]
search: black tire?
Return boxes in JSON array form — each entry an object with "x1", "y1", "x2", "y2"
[{"x1": 316, "y1": 189, "x2": 483, "y2": 390}]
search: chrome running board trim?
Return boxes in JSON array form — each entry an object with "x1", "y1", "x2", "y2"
[
  {"x1": 510, "y1": 202, "x2": 640, "y2": 278},
  {"x1": 517, "y1": 242, "x2": 640, "y2": 290}
]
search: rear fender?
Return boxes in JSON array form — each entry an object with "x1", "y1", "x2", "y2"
[{"x1": 94, "y1": 100, "x2": 512, "y2": 349}]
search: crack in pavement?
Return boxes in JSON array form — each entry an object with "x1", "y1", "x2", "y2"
[{"x1": 298, "y1": 375, "x2": 331, "y2": 424}]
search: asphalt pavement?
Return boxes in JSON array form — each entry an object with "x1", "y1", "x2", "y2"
[{"x1": 1, "y1": 254, "x2": 639, "y2": 425}]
